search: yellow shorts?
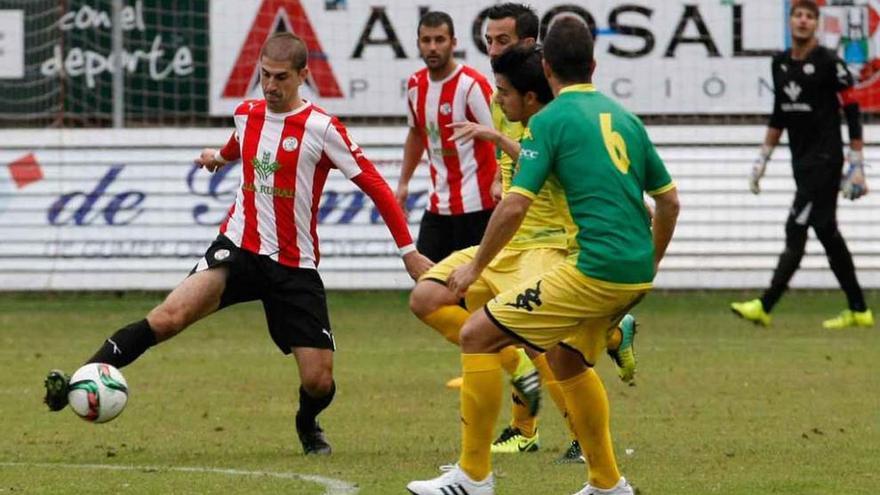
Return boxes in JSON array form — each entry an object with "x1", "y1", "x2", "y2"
[
  {"x1": 420, "y1": 245, "x2": 568, "y2": 311},
  {"x1": 485, "y1": 262, "x2": 650, "y2": 366}
]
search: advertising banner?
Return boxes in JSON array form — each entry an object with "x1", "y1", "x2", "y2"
[
  {"x1": 2, "y1": 128, "x2": 879, "y2": 290},
  {"x1": 210, "y1": 0, "x2": 788, "y2": 116},
  {"x1": 0, "y1": 0, "x2": 208, "y2": 121},
  {"x1": 0, "y1": 135, "x2": 427, "y2": 290}
]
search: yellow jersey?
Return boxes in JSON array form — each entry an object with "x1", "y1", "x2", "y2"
[{"x1": 491, "y1": 99, "x2": 572, "y2": 251}]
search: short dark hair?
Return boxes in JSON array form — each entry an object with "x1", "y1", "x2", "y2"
[
  {"x1": 543, "y1": 17, "x2": 594, "y2": 84},
  {"x1": 790, "y1": 0, "x2": 819, "y2": 18},
  {"x1": 260, "y1": 32, "x2": 307, "y2": 70},
  {"x1": 491, "y1": 45, "x2": 553, "y2": 104},
  {"x1": 486, "y1": 3, "x2": 539, "y2": 40},
  {"x1": 418, "y1": 11, "x2": 455, "y2": 38}
]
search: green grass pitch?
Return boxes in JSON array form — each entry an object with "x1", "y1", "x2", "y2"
[{"x1": 0, "y1": 290, "x2": 877, "y2": 494}]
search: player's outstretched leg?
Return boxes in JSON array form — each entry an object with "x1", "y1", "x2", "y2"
[
  {"x1": 42, "y1": 319, "x2": 158, "y2": 413},
  {"x1": 606, "y1": 314, "x2": 638, "y2": 383}
]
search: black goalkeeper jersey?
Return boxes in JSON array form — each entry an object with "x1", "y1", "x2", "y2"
[{"x1": 769, "y1": 46, "x2": 854, "y2": 167}]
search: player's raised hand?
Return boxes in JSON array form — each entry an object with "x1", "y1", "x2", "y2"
[
  {"x1": 448, "y1": 261, "x2": 480, "y2": 298},
  {"x1": 195, "y1": 148, "x2": 225, "y2": 173},
  {"x1": 447, "y1": 122, "x2": 500, "y2": 144},
  {"x1": 403, "y1": 251, "x2": 434, "y2": 281}
]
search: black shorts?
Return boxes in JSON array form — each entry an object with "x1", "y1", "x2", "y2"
[
  {"x1": 192, "y1": 235, "x2": 334, "y2": 354},
  {"x1": 416, "y1": 209, "x2": 494, "y2": 263}
]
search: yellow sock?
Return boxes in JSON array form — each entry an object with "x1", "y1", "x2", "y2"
[
  {"x1": 459, "y1": 353, "x2": 503, "y2": 481},
  {"x1": 499, "y1": 345, "x2": 523, "y2": 374},
  {"x1": 509, "y1": 390, "x2": 537, "y2": 437},
  {"x1": 422, "y1": 306, "x2": 469, "y2": 345},
  {"x1": 533, "y1": 354, "x2": 575, "y2": 441},
  {"x1": 560, "y1": 369, "x2": 621, "y2": 489}
]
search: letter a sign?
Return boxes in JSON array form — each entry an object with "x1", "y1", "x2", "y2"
[{"x1": 222, "y1": 0, "x2": 343, "y2": 98}]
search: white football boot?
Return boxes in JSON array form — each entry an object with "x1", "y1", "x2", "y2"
[
  {"x1": 573, "y1": 477, "x2": 634, "y2": 495},
  {"x1": 406, "y1": 464, "x2": 494, "y2": 495}
]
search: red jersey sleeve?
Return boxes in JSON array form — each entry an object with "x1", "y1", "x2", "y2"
[
  {"x1": 217, "y1": 131, "x2": 241, "y2": 162},
  {"x1": 323, "y1": 117, "x2": 415, "y2": 253}
]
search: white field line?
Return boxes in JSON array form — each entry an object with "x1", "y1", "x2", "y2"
[{"x1": 0, "y1": 462, "x2": 359, "y2": 495}]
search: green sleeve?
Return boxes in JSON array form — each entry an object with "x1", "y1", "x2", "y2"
[
  {"x1": 511, "y1": 114, "x2": 553, "y2": 195},
  {"x1": 641, "y1": 127, "x2": 674, "y2": 195}
]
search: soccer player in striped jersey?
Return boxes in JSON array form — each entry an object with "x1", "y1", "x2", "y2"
[
  {"x1": 396, "y1": 11, "x2": 498, "y2": 263},
  {"x1": 43, "y1": 33, "x2": 433, "y2": 456}
]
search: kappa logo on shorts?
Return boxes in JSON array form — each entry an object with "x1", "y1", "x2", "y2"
[
  {"x1": 505, "y1": 280, "x2": 543, "y2": 312},
  {"x1": 213, "y1": 249, "x2": 230, "y2": 261}
]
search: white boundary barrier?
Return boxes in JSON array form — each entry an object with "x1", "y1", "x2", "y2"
[{"x1": 1, "y1": 126, "x2": 879, "y2": 290}]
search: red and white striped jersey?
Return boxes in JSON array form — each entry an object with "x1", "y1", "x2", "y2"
[
  {"x1": 217, "y1": 99, "x2": 414, "y2": 269},
  {"x1": 406, "y1": 64, "x2": 497, "y2": 215}
]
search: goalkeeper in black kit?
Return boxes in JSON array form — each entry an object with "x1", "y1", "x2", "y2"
[{"x1": 731, "y1": 0, "x2": 873, "y2": 329}]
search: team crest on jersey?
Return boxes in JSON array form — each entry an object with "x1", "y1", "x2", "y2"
[
  {"x1": 522, "y1": 127, "x2": 534, "y2": 141},
  {"x1": 803, "y1": 63, "x2": 815, "y2": 75},
  {"x1": 439, "y1": 102, "x2": 452, "y2": 116},
  {"x1": 282, "y1": 136, "x2": 299, "y2": 152},
  {"x1": 252, "y1": 151, "x2": 281, "y2": 180},
  {"x1": 783, "y1": 81, "x2": 802, "y2": 101},
  {"x1": 425, "y1": 122, "x2": 441, "y2": 143}
]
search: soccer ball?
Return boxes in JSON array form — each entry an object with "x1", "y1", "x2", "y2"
[{"x1": 67, "y1": 363, "x2": 129, "y2": 423}]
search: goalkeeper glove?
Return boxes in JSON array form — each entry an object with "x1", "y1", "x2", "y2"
[
  {"x1": 749, "y1": 145, "x2": 772, "y2": 194},
  {"x1": 841, "y1": 150, "x2": 868, "y2": 201}
]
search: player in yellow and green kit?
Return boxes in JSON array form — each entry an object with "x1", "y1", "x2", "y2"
[
  {"x1": 407, "y1": 17, "x2": 680, "y2": 495},
  {"x1": 407, "y1": 4, "x2": 637, "y2": 466}
]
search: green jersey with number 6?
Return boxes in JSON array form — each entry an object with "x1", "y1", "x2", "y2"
[{"x1": 510, "y1": 84, "x2": 675, "y2": 286}]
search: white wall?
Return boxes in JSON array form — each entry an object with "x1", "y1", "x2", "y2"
[{"x1": 1, "y1": 126, "x2": 879, "y2": 290}]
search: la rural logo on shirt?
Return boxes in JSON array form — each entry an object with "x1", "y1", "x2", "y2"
[{"x1": 253, "y1": 151, "x2": 281, "y2": 180}]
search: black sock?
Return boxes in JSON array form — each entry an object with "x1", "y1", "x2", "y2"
[
  {"x1": 296, "y1": 381, "x2": 336, "y2": 431},
  {"x1": 86, "y1": 319, "x2": 157, "y2": 369}
]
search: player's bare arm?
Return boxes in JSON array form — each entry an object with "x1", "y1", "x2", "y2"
[
  {"x1": 651, "y1": 187, "x2": 680, "y2": 271},
  {"x1": 446, "y1": 122, "x2": 521, "y2": 160},
  {"x1": 397, "y1": 127, "x2": 426, "y2": 210},
  {"x1": 402, "y1": 251, "x2": 435, "y2": 281}
]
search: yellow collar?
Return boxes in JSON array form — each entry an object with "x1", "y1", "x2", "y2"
[{"x1": 559, "y1": 83, "x2": 596, "y2": 95}]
